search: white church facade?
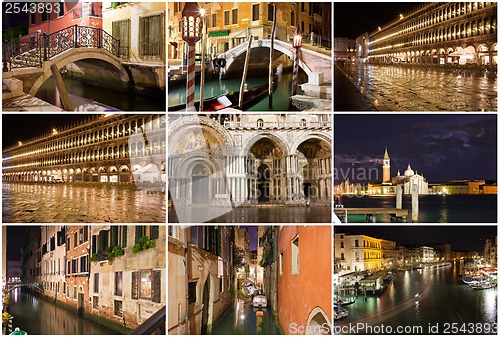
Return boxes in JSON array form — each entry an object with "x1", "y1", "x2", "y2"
[{"x1": 367, "y1": 147, "x2": 429, "y2": 195}]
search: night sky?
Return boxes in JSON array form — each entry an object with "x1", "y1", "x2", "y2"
[
  {"x1": 6, "y1": 226, "x2": 31, "y2": 261},
  {"x1": 242, "y1": 226, "x2": 258, "y2": 251},
  {"x1": 334, "y1": 2, "x2": 421, "y2": 39},
  {"x1": 2, "y1": 3, "x2": 28, "y2": 32},
  {"x1": 334, "y1": 114, "x2": 497, "y2": 183},
  {"x1": 2, "y1": 114, "x2": 94, "y2": 149},
  {"x1": 335, "y1": 225, "x2": 497, "y2": 252}
]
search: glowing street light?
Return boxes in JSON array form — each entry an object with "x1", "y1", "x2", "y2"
[{"x1": 182, "y1": 2, "x2": 203, "y2": 111}]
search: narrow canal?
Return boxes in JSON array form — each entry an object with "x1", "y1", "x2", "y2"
[
  {"x1": 168, "y1": 71, "x2": 308, "y2": 111},
  {"x1": 7, "y1": 289, "x2": 118, "y2": 335},
  {"x1": 36, "y1": 77, "x2": 166, "y2": 111},
  {"x1": 335, "y1": 262, "x2": 497, "y2": 334},
  {"x1": 212, "y1": 300, "x2": 282, "y2": 335}
]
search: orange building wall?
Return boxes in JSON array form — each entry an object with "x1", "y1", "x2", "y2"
[{"x1": 277, "y1": 226, "x2": 332, "y2": 334}]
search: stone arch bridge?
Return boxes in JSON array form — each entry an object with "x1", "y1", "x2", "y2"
[
  {"x1": 217, "y1": 39, "x2": 331, "y2": 85},
  {"x1": 4, "y1": 47, "x2": 128, "y2": 96},
  {"x1": 3, "y1": 25, "x2": 164, "y2": 96}
]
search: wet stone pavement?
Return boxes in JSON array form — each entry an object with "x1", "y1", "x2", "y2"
[
  {"x1": 168, "y1": 205, "x2": 332, "y2": 223},
  {"x1": 335, "y1": 63, "x2": 497, "y2": 111},
  {"x1": 3, "y1": 183, "x2": 166, "y2": 223}
]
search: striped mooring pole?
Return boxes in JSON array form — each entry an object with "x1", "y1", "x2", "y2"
[
  {"x1": 292, "y1": 46, "x2": 299, "y2": 96},
  {"x1": 186, "y1": 43, "x2": 196, "y2": 111},
  {"x1": 291, "y1": 24, "x2": 302, "y2": 96}
]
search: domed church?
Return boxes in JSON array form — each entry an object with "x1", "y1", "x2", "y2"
[{"x1": 368, "y1": 147, "x2": 429, "y2": 195}]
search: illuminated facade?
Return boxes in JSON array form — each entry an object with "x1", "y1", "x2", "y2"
[
  {"x1": 168, "y1": 114, "x2": 332, "y2": 207},
  {"x1": 334, "y1": 233, "x2": 382, "y2": 275},
  {"x1": 2, "y1": 114, "x2": 166, "y2": 184},
  {"x1": 168, "y1": 2, "x2": 331, "y2": 59},
  {"x1": 358, "y1": 2, "x2": 497, "y2": 65}
]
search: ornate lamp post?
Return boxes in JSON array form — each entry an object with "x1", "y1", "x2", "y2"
[
  {"x1": 291, "y1": 25, "x2": 302, "y2": 96},
  {"x1": 182, "y1": 2, "x2": 202, "y2": 111}
]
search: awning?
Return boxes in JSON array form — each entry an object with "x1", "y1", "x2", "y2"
[{"x1": 208, "y1": 30, "x2": 230, "y2": 37}]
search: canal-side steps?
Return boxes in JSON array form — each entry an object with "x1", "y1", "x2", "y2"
[{"x1": 2, "y1": 78, "x2": 23, "y2": 100}]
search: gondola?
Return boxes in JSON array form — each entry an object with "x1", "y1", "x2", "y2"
[{"x1": 168, "y1": 77, "x2": 278, "y2": 112}]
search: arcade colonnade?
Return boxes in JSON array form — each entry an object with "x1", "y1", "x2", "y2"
[
  {"x1": 3, "y1": 114, "x2": 166, "y2": 183},
  {"x1": 366, "y1": 2, "x2": 497, "y2": 65}
]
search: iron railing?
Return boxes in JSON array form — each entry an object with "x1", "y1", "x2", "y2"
[
  {"x1": 2, "y1": 25, "x2": 122, "y2": 71},
  {"x1": 128, "y1": 306, "x2": 165, "y2": 335}
]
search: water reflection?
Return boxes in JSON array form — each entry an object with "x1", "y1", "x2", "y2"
[
  {"x1": 168, "y1": 71, "x2": 308, "y2": 111},
  {"x1": 337, "y1": 263, "x2": 497, "y2": 334},
  {"x1": 36, "y1": 77, "x2": 165, "y2": 111},
  {"x1": 339, "y1": 63, "x2": 497, "y2": 111},
  {"x1": 212, "y1": 300, "x2": 281, "y2": 335},
  {"x1": 9, "y1": 290, "x2": 117, "y2": 335},
  {"x1": 170, "y1": 205, "x2": 331, "y2": 223}
]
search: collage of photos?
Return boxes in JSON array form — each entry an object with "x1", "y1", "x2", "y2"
[
  {"x1": 333, "y1": 1, "x2": 498, "y2": 337},
  {"x1": 0, "y1": 1, "x2": 498, "y2": 337}
]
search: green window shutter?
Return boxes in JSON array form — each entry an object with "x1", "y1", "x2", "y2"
[
  {"x1": 110, "y1": 226, "x2": 118, "y2": 247},
  {"x1": 131, "y1": 271, "x2": 139, "y2": 299},
  {"x1": 151, "y1": 270, "x2": 161, "y2": 303},
  {"x1": 122, "y1": 226, "x2": 127, "y2": 247},
  {"x1": 151, "y1": 226, "x2": 159, "y2": 240},
  {"x1": 135, "y1": 226, "x2": 143, "y2": 244},
  {"x1": 91, "y1": 235, "x2": 97, "y2": 254}
]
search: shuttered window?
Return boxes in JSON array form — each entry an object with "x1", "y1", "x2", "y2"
[
  {"x1": 139, "y1": 13, "x2": 164, "y2": 59},
  {"x1": 112, "y1": 19, "x2": 130, "y2": 60}
]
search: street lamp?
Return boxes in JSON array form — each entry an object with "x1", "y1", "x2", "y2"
[
  {"x1": 291, "y1": 24, "x2": 302, "y2": 96},
  {"x1": 182, "y1": 2, "x2": 202, "y2": 111}
]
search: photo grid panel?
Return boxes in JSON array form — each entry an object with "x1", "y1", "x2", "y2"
[
  {"x1": 2, "y1": 0, "x2": 168, "y2": 335},
  {"x1": 333, "y1": 2, "x2": 498, "y2": 336},
  {"x1": 167, "y1": 1, "x2": 334, "y2": 335}
]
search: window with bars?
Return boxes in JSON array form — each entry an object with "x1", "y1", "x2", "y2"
[{"x1": 139, "y1": 13, "x2": 164, "y2": 59}]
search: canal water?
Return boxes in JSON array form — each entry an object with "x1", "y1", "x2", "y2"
[
  {"x1": 36, "y1": 77, "x2": 166, "y2": 111},
  {"x1": 335, "y1": 263, "x2": 497, "y2": 335},
  {"x1": 336, "y1": 195, "x2": 497, "y2": 223},
  {"x1": 7, "y1": 289, "x2": 118, "y2": 335},
  {"x1": 168, "y1": 70, "x2": 307, "y2": 111},
  {"x1": 212, "y1": 300, "x2": 282, "y2": 335}
]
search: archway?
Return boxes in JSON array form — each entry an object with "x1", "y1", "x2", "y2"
[
  {"x1": 192, "y1": 163, "x2": 211, "y2": 205},
  {"x1": 201, "y1": 278, "x2": 211, "y2": 335},
  {"x1": 296, "y1": 137, "x2": 332, "y2": 201},
  {"x1": 306, "y1": 307, "x2": 331, "y2": 335},
  {"x1": 248, "y1": 137, "x2": 286, "y2": 203}
]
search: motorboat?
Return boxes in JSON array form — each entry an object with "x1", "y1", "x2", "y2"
[{"x1": 334, "y1": 304, "x2": 348, "y2": 320}]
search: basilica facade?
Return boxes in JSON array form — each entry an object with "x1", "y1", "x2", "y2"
[{"x1": 168, "y1": 114, "x2": 332, "y2": 207}]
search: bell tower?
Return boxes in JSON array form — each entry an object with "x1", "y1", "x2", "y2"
[{"x1": 382, "y1": 146, "x2": 391, "y2": 184}]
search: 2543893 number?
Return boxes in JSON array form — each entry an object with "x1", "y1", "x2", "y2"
[
  {"x1": 443, "y1": 323, "x2": 497, "y2": 334},
  {"x1": 4, "y1": 3, "x2": 61, "y2": 14}
]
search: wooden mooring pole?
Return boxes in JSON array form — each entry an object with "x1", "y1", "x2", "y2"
[
  {"x1": 238, "y1": 35, "x2": 253, "y2": 109},
  {"x1": 50, "y1": 64, "x2": 73, "y2": 111}
]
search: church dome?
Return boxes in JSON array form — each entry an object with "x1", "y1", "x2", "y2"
[{"x1": 404, "y1": 164, "x2": 414, "y2": 177}]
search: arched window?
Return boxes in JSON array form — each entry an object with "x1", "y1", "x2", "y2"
[{"x1": 257, "y1": 119, "x2": 264, "y2": 128}]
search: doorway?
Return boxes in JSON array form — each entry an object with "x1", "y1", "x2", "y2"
[
  {"x1": 201, "y1": 279, "x2": 210, "y2": 334},
  {"x1": 192, "y1": 175, "x2": 209, "y2": 205},
  {"x1": 257, "y1": 164, "x2": 270, "y2": 203}
]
